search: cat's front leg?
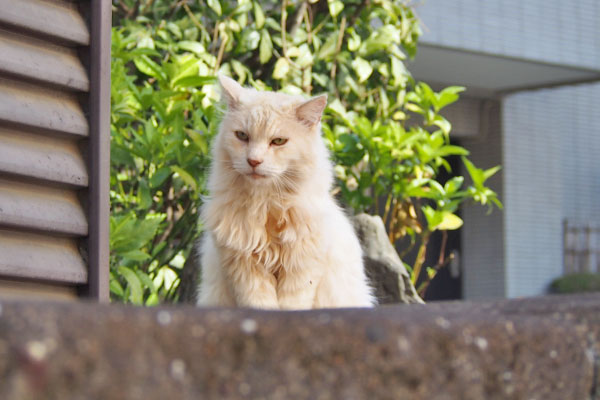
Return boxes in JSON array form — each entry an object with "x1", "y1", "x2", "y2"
[
  {"x1": 225, "y1": 254, "x2": 280, "y2": 309},
  {"x1": 277, "y1": 268, "x2": 322, "y2": 310}
]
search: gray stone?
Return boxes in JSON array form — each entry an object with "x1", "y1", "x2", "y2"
[{"x1": 352, "y1": 213, "x2": 424, "y2": 304}]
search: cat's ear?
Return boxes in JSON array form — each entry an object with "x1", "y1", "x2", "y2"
[
  {"x1": 218, "y1": 74, "x2": 244, "y2": 109},
  {"x1": 295, "y1": 94, "x2": 327, "y2": 128}
]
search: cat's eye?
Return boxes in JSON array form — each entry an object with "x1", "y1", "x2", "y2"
[
  {"x1": 235, "y1": 130, "x2": 249, "y2": 141},
  {"x1": 271, "y1": 137, "x2": 288, "y2": 146}
]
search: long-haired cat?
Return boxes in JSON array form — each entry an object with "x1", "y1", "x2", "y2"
[{"x1": 196, "y1": 75, "x2": 375, "y2": 309}]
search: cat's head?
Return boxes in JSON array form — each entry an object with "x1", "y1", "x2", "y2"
[{"x1": 214, "y1": 75, "x2": 328, "y2": 190}]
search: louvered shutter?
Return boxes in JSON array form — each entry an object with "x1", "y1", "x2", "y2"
[{"x1": 0, "y1": 0, "x2": 110, "y2": 300}]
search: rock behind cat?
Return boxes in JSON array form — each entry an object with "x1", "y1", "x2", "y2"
[{"x1": 196, "y1": 75, "x2": 375, "y2": 309}]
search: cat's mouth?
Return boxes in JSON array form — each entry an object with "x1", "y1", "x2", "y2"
[{"x1": 248, "y1": 172, "x2": 267, "y2": 179}]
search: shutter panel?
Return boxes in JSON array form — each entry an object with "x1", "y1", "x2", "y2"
[{"x1": 0, "y1": 0, "x2": 110, "y2": 300}]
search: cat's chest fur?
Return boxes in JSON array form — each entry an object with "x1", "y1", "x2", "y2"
[{"x1": 207, "y1": 196, "x2": 317, "y2": 271}]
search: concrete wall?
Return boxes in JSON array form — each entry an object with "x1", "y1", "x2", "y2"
[
  {"x1": 1, "y1": 294, "x2": 599, "y2": 399},
  {"x1": 416, "y1": 0, "x2": 600, "y2": 69}
]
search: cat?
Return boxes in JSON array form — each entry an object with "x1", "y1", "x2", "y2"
[{"x1": 196, "y1": 75, "x2": 375, "y2": 309}]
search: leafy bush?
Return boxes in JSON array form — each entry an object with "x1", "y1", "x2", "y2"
[
  {"x1": 110, "y1": 0, "x2": 501, "y2": 303},
  {"x1": 550, "y1": 273, "x2": 600, "y2": 294}
]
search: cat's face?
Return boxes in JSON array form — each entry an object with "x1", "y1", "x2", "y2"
[{"x1": 216, "y1": 75, "x2": 327, "y2": 188}]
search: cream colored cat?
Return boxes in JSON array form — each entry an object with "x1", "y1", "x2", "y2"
[{"x1": 196, "y1": 75, "x2": 375, "y2": 309}]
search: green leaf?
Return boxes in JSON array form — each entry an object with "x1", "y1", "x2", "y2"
[
  {"x1": 253, "y1": 1, "x2": 265, "y2": 29},
  {"x1": 150, "y1": 167, "x2": 172, "y2": 188},
  {"x1": 136, "y1": 270, "x2": 157, "y2": 293},
  {"x1": 327, "y1": 0, "x2": 344, "y2": 17},
  {"x1": 426, "y1": 267, "x2": 436, "y2": 279},
  {"x1": 172, "y1": 75, "x2": 215, "y2": 88},
  {"x1": 118, "y1": 266, "x2": 144, "y2": 304},
  {"x1": 166, "y1": 22, "x2": 182, "y2": 39},
  {"x1": 109, "y1": 277, "x2": 125, "y2": 298},
  {"x1": 145, "y1": 293, "x2": 159, "y2": 306},
  {"x1": 170, "y1": 166, "x2": 198, "y2": 191},
  {"x1": 435, "y1": 145, "x2": 470, "y2": 158},
  {"x1": 121, "y1": 249, "x2": 151, "y2": 262},
  {"x1": 436, "y1": 86, "x2": 465, "y2": 109},
  {"x1": 178, "y1": 41, "x2": 205, "y2": 55},
  {"x1": 347, "y1": 28, "x2": 361, "y2": 51},
  {"x1": 462, "y1": 157, "x2": 484, "y2": 188},
  {"x1": 294, "y1": 44, "x2": 313, "y2": 68},
  {"x1": 444, "y1": 176, "x2": 464, "y2": 195},
  {"x1": 351, "y1": 57, "x2": 373, "y2": 83},
  {"x1": 391, "y1": 56, "x2": 407, "y2": 84},
  {"x1": 242, "y1": 30, "x2": 260, "y2": 50},
  {"x1": 422, "y1": 205, "x2": 442, "y2": 230},
  {"x1": 437, "y1": 212, "x2": 464, "y2": 230},
  {"x1": 259, "y1": 29, "x2": 273, "y2": 64},
  {"x1": 433, "y1": 116, "x2": 451, "y2": 136},
  {"x1": 272, "y1": 57, "x2": 290, "y2": 79},
  {"x1": 317, "y1": 29, "x2": 338, "y2": 60},
  {"x1": 133, "y1": 55, "x2": 167, "y2": 81},
  {"x1": 484, "y1": 165, "x2": 502, "y2": 181},
  {"x1": 207, "y1": 0, "x2": 222, "y2": 16}
]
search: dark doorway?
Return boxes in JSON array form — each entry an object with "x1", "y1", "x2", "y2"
[
  {"x1": 422, "y1": 151, "x2": 462, "y2": 301},
  {"x1": 395, "y1": 152, "x2": 463, "y2": 302}
]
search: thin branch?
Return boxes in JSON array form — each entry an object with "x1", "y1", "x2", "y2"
[
  {"x1": 303, "y1": 3, "x2": 312, "y2": 44},
  {"x1": 290, "y1": 1, "x2": 308, "y2": 37},
  {"x1": 281, "y1": 0, "x2": 289, "y2": 58},
  {"x1": 215, "y1": 35, "x2": 229, "y2": 73},
  {"x1": 140, "y1": 0, "x2": 155, "y2": 15},
  {"x1": 418, "y1": 252, "x2": 456, "y2": 296},
  {"x1": 437, "y1": 230, "x2": 448, "y2": 266},
  {"x1": 382, "y1": 194, "x2": 392, "y2": 226},
  {"x1": 411, "y1": 231, "x2": 430, "y2": 285},
  {"x1": 183, "y1": 3, "x2": 204, "y2": 32},
  {"x1": 387, "y1": 197, "x2": 398, "y2": 243},
  {"x1": 330, "y1": 16, "x2": 346, "y2": 80}
]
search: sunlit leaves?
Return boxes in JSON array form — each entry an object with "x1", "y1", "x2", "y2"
[
  {"x1": 207, "y1": 0, "x2": 222, "y2": 16},
  {"x1": 253, "y1": 2, "x2": 265, "y2": 29},
  {"x1": 272, "y1": 57, "x2": 290, "y2": 79},
  {"x1": 352, "y1": 57, "x2": 373, "y2": 83},
  {"x1": 259, "y1": 29, "x2": 273, "y2": 64},
  {"x1": 327, "y1": 0, "x2": 344, "y2": 18},
  {"x1": 111, "y1": 0, "x2": 502, "y2": 303}
]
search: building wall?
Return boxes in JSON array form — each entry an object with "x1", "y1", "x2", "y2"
[
  {"x1": 502, "y1": 83, "x2": 600, "y2": 297},
  {"x1": 416, "y1": 0, "x2": 600, "y2": 70},
  {"x1": 459, "y1": 101, "x2": 505, "y2": 299},
  {"x1": 557, "y1": 83, "x2": 600, "y2": 225}
]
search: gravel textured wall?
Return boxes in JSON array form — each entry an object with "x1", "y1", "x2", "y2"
[{"x1": 0, "y1": 294, "x2": 599, "y2": 399}]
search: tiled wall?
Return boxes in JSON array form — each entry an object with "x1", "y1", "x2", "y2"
[
  {"x1": 502, "y1": 82, "x2": 600, "y2": 297},
  {"x1": 416, "y1": 0, "x2": 600, "y2": 70},
  {"x1": 459, "y1": 101, "x2": 505, "y2": 299}
]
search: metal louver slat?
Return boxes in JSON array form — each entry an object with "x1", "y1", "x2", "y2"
[
  {"x1": 0, "y1": 229, "x2": 87, "y2": 284},
  {"x1": 0, "y1": 30, "x2": 89, "y2": 91},
  {"x1": 0, "y1": 279, "x2": 77, "y2": 300},
  {"x1": 0, "y1": 0, "x2": 110, "y2": 300},
  {"x1": 0, "y1": 128, "x2": 88, "y2": 187},
  {"x1": 0, "y1": 78, "x2": 88, "y2": 137},
  {"x1": 0, "y1": 178, "x2": 88, "y2": 236},
  {"x1": 0, "y1": 0, "x2": 89, "y2": 46}
]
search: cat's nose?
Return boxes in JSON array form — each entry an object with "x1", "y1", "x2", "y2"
[{"x1": 247, "y1": 158, "x2": 263, "y2": 168}]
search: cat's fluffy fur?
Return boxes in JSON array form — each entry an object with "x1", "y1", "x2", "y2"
[{"x1": 196, "y1": 75, "x2": 375, "y2": 309}]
